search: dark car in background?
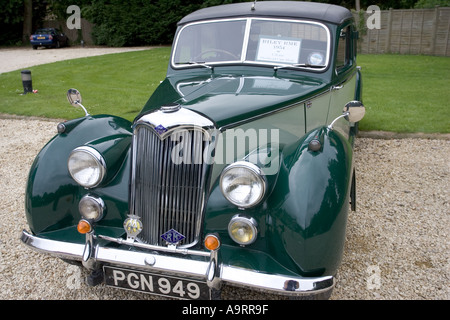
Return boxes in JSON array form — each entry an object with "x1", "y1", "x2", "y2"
[{"x1": 30, "y1": 28, "x2": 68, "y2": 49}]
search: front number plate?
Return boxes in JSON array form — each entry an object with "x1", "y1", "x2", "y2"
[{"x1": 104, "y1": 266, "x2": 210, "y2": 300}]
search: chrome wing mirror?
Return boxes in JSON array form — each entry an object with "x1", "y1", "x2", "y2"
[
  {"x1": 67, "y1": 88, "x2": 89, "y2": 116},
  {"x1": 328, "y1": 100, "x2": 365, "y2": 130}
]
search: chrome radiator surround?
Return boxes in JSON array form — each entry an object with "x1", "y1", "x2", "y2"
[{"x1": 130, "y1": 107, "x2": 215, "y2": 248}]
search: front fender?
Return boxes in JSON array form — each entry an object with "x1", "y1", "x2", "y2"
[
  {"x1": 25, "y1": 115, "x2": 132, "y2": 237},
  {"x1": 204, "y1": 127, "x2": 353, "y2": 277},
  {"x1": 270, "y1": 127, "x2": 353, "y2": 276}
]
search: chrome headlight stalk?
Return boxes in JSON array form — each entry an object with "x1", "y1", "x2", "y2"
[
  {"x1": 68, "y1": 146, "x2": 106, "y2": 188},
  {"x1": 220, "y1": 161, "x2": 267, "y2": 209}
]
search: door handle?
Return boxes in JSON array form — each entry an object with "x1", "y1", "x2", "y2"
[{"x1": 332, "y1": 84, "x2": 344, "y2": 91}]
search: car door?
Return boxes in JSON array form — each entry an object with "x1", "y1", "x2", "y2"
[{"x1": 328, "y1": 24, "x2": 357, "y2": 139}]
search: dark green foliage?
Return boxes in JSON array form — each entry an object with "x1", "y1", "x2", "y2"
[
  {"x1": 0, "y1": 0, "x2": 22, "y2": 45},
  {"x1": 85, "y1": 0, "x2": 246, "y2": 46},
  {"x1": 414, "y1": 0, "x2": 450, "y2": 8},
  {"x1": 0, "y1": 0, "x2": 47, "y2": 46}
]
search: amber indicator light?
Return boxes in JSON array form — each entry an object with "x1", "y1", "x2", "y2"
[
  {"x1": 204, "y1": 234, "x2": 220, "y2": 251},
  {"x1": 77, "y1": 219, "x2": 92, "y2": 234}
]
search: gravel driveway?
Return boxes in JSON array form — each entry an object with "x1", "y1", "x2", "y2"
[
  {"x1": 0, "y1": 48, "x2": 448, "y2": 300},
  {"x1": 0, "y1": 46, "x2": 154, "y2": 74}
]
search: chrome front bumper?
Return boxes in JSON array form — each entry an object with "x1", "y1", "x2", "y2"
[{"x1": 20, "y1": 229, "x2": 334, "y2": 298}]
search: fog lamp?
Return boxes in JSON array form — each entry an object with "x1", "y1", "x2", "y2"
[
  {"x1": 228, "y1": 215, "x2": 258, "y2": 246},
  {"x1": 79, "y1": 194, "x2": 105, "y2": 221}
]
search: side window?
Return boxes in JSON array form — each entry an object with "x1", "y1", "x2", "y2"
[{"x1": 336, "y1": 26, "x2": 351, "y2": 70}]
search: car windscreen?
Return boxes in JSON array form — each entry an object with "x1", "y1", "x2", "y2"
[
  {"x1": 173, "y1": 19, "x2": 246, "y2": 65},
  {"x1": 35, "y1": 29, "x2": 52, "y2": 35},
  {"x1": 172, "y1": 18, "x2": 330, "y2": 70}
]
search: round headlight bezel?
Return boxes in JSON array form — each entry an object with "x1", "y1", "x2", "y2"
[
  {"x1": 228, "y1": 214, "x2": 258, "y2": 246},
  {"x1": 78, "y1": 194, "x2": 105, "y2": 222},
  {"x1": 220, "y1": 161, "x2": 266, "y2": 209},
  {"x1": 68, "y1": 146, "x2": 106, "y2": 188}
]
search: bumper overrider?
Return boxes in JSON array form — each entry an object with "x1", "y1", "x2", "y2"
[{"x1": 20, "y1": 229, "x2": 335, "y2": 299}]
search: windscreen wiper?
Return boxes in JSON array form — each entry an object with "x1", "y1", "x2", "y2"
[
  {"x1": 175, "y1": 61, "x2": 213, "y2": 69},
  {"x1": 274, "y1": 64, "x2": 326, "y2": 71}
]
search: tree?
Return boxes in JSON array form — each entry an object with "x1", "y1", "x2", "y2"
[
  {"x1": 22, "y1": 0, "x2": 32, "y2": 44},
  {"x1": 0, "y1": 0, "x2": 24, "y2": 45},
  {"x1": 414, "y1": 0, "x2": 450, "y2": 7},
  {"x1": 317, "y1": 0, "x2": 421, "y2": 9},
  {"x1": 84, "y1": 0, "x2": 242, "y2": 46}
]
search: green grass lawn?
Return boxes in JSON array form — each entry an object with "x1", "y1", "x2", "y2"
[
  {"x1": 357, "y1": 54, "x2": 450, "y2": 133},
  {"x1": 0, "y1": 47, "x2": 171, "y2": 121},
  {"x1": 0, "y1": 49, "x2": 449, "y2": 133}
]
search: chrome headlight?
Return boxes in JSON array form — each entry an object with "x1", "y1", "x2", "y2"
[
  {"x1": 79, "y1": 194, "x2": 105, "y2": 221},
  {"x1": 220, "y1": 161, "x2": 266, "y2": 208},
  {"x1": 68, "y1": 146, "x2": 106, "y2": 188},
  {"x1": 228, "y1": 215, "x2": 258, "y2": 245}
]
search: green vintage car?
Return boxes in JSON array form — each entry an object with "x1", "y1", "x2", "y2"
[{"x1": 21, "y1": 1, "x2": 365, "y2": 300}]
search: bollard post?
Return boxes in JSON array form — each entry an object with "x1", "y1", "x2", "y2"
[{"x1": 21, "y1": 70, "x2": 33, "y2": 94}]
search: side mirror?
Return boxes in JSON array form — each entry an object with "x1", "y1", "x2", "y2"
[
  {"x1": 328, "y1": 100, "x2": 365, "y2": 130},
  {"x1": 67, "y1": 88, "x2": 82, "y2": 106},
  {"x1": 67, "y1": 88, "x2": 89, "y2": 116},
  {"x1": 343, "y1": 100, "x2": 365, "y2": 123}
]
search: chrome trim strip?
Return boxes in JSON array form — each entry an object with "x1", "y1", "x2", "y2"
[{"x1": 21, "y1": 230, "x2": 335, "y2": 296}]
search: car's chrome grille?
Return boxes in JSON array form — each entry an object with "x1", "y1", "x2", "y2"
[{"x1": 131, "y1": 125, "x2": 210, "y2": 247}]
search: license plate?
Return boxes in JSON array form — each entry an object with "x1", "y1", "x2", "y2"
[
  {"x1": 37, "y1": 36, "x2": 45, "y2": 39},
  {"x1": 104, "y1": 266, "x2": 210, "y2": 300}
]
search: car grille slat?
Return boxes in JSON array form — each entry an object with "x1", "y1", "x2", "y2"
[{"x1": 131, "y1": 125, "x2": 209, "y2": 247}]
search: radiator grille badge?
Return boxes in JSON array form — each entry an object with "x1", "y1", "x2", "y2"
[
  {"x1": 154, "y1": 124, "x2": 168, "y2": 135},
  {"x1": 161, "y1": 229, "x2": 185, "y2": 244}
]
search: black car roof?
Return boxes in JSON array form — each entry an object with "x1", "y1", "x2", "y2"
[{"x1": 178, "y1": 1, "x2": 353, "y2": 26}]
